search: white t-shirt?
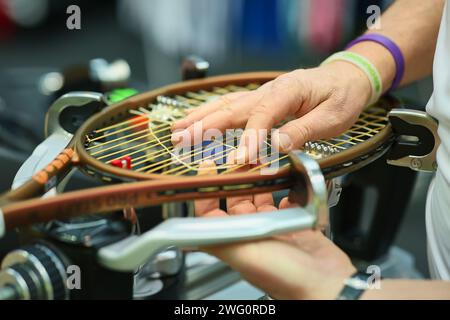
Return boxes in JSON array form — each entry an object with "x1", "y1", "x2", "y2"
[{"x1": 425, "y1": 0, "x2": 450, "y2": 280}]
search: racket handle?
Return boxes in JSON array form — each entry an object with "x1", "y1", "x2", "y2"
[
  {"x1": 98, "y1": 208, "x2": 316, "y2": 271},
  {"x1": 98, "y1": 152, "x2": 328, "y2": 271}
]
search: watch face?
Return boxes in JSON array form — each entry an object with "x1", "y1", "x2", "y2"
[{"x1": 38, "y1": 214, "x2": 131, "y2": 247}]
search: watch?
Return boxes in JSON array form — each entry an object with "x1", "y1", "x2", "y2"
[{"x1": 336, "y1": 271, "x2": 372, "y2": 300}]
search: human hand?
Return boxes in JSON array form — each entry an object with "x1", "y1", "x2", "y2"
[
  {"x1": 194, "y1": 161, "x2": 356, "y2": 300},
  {"x1": 172, "y1": 62, "x2": 372, "y2": 162}
]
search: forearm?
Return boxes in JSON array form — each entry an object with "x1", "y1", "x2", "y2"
[
  {"x1": 361, "y1": 280, "x2": 450, "y2": 300},
  {"x1": 346, "y1": 0, "x2": 445, "y2": 92}
]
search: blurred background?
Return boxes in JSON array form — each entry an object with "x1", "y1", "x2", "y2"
[{"x1": 0, "y1": 0, "x2": 435, "y2": 280}]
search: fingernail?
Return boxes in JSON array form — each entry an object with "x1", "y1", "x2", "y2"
[
  {"x1": 171, "y1": 130, "x2": 185, "y2": 144},
  {"x1": 236, "y1": 146, "x2": 247, "y2": 164},
  {"x1": 226, "y1": 150, "x2": 238, "y2": 164},
  {"x1": 278, "y1": 133, "x2": 293, "y2": 151}
]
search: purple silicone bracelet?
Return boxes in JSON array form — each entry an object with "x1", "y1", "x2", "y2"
[{"x1": 345, "y1": 34, "x2": 405, "y2": 92}]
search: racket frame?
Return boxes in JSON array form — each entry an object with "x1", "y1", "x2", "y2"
[
  {"x1": 75, "y1": 72, "x2": 395, "y2": 184},
  {"x1": 0, "y1": 72, "x2": 397, "y2": 233}
]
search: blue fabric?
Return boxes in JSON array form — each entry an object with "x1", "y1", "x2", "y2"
[{"x1": 238, "y1": 0, "x2": 282, "y2": 51}]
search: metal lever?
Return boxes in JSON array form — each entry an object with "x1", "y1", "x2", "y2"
[
  {"x1": 387, "y1": 108, "x2": 440, "y2": 172},
  {"x1": 97, "y1": 152, "x2": 328, "y2": 271},
  {"x1": 12, "y1": 92, "x2": 105, "y2": 189}
]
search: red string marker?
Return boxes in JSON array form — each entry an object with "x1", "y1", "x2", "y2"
[{"x1": 111, "y1": 156, "x2": 132, "y2": 169}]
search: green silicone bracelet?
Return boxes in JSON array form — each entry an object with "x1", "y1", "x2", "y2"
[{"x1": 321, "y1": 51, "x2": 383, "y2": 106}]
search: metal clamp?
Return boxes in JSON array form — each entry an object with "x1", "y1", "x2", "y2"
[
  {"x1": 387, "y1": 108, "x2": 440, "y2": 172},
  {"x1": 12, "y1": 92, "x2": 105, "y2": 189},
  {"x1": 327, "y1": 177, "x2": 342, "y2": 208},
  {"x1": 97, "y1": 152, "x2": 329, "y2": 271}
]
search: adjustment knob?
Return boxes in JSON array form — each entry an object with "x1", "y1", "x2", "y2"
[{"x1": 0, "y1": 242, "x2": 69, "y2": 300}]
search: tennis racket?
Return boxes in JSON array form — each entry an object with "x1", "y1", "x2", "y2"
[{"x1": 0, "y1": 72, "x2": 439, "y2": 238}]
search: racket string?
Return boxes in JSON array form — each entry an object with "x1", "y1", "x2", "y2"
[
  {"x1": 140, "y1": 133, "x2": 240, "y2": 174},
  {"x1": 87, "y1": 84, "x2": 260, "y2": 141},
  {"x1": 84, "y1": 84, "x2": 389, "y2": 177},
  {"x1": 85, "y1": 84, "x2": 259, "y2": 173}
]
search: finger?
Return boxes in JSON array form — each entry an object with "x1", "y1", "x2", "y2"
[
  {"x1": 253, "y1": 193, "x2": 277, "y2": 212},
  {"x1": 236, "y1": 124, "x2": 270, "y2": 164},
  {"x1": 236, "y1": 103, "x2": 277, "y2": 163},
  {"x1": 171, "y1": 92, "x2": 248, "y2": 131},
  {"x1": 224, "y1": 150, "x2": 256, "y2": 215},
  {"x1": 273, "y1": 99, "x2": 354, "y2": 153},
  {"x1": 228, "y1": 200, "x2": 257, "y2": 215},
  {"x1": 226, "y1": 174, "x2": 256, "y2": 214},
  {"x1": 184, "y1": 108, "x2": 196, "y2": 115},
  {"x1": 235, "y1": 76, "x2": 302, "y2": 162},
  {"x1": 279, "y1": 197, "x2": 298, "y2": 209},
  {"x1": 201, "y1": 208, "x2": 227, "y2": 218},
  {"x1": 172, "y1": 92, "x2": 263, "y2": 146},
  {"x1": 194, "y1": 161, "x2": 221, "y2": 217},
  {"x1": 257, "y1": 204, "x2": 278, "y2": 213}
]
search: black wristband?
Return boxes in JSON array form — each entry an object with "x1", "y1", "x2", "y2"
[{"x1": 336, "y1": 271, "x2": 372, "y2": 300}]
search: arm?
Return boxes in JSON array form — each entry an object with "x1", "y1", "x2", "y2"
[
  {"x1": 190, "y1": 1, "x2": 449, "y2": 299},
  {"x1": 194, "y1": 184, "x2": 450, "y2": 300},
  {"x1": 212, "y1": 235, "x2": 450, "y2": 300},
  {"x1": 172, "y1": 0, "x2": 445, "y2": 158},
  {"x1": 361, "y1": 280, "x2": 450, "y2": 300},
  {"x1": 194, "y1": 162, "x2": 450, "y2": 300},
  {"x1": 348, "y1": 0, "x2": 445, "y2": 92}
]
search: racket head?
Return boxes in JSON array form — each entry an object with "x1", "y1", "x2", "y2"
[{"x1": 75, "y1": 72, "x2": 396, "y2": 185}]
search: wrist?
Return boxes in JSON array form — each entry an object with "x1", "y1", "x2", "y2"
[
  {"x1": 319, "y1": 61, "x2": 372, "y2": 109},
  {"x1": 295, "y1": 266, "x2": 356, "y2": 300},
  {"x1": 346, "y1": 41, "x2": 396, "y2": 94}
]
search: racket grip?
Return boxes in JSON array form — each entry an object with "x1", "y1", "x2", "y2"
[{"x1": 97, "y1": 208, "x2": 316, "y2": 271}]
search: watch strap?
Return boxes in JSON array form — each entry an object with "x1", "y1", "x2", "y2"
[{"x1": 336, "y1": 271, "x2": 372, "y2": 300}]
